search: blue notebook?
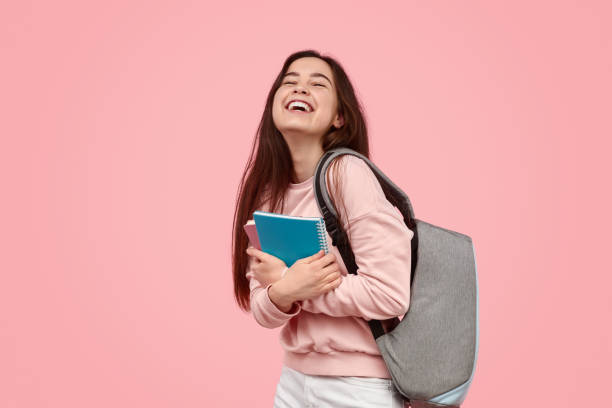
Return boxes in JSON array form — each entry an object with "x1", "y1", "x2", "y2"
[{"x1": 252, "y1": 210, "x2": 330, "y2": 268}]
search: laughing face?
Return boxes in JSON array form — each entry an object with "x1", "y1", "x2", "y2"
[{"x1": 272, "y1": 57, "x2": 344, "y2": 140}]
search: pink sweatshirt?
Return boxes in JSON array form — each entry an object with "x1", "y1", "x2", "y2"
[{"x1": 246, "y1": 155, "x2": 414, "y2": 378}]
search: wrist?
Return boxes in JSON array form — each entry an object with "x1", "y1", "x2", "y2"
[{"x1": 268, "y1": 281, "x2": 295, "y2": 312}]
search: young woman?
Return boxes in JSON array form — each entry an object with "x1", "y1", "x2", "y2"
[{"x1": 232, "y1": 50, "x2": 413, "y2": 407}]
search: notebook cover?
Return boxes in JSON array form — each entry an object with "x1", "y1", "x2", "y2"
[
  {"x1": 243, "y1": 221, "x2": 261, "y2": 250},
  {"x1": 252, "y1": 210, "x2": 329, "y2": 267}
]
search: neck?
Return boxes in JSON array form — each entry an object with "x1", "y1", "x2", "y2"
[{"x1": 285, "y1": 137, "x2": 324, "y2": 184}]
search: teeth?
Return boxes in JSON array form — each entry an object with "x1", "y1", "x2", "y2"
[{"x1": 287, "y1": 100, "x2": 312, "y2": 112}]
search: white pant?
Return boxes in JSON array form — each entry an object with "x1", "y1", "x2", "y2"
[{"x1": 273, "y1": 365, "x2": 407, "y2": 408}]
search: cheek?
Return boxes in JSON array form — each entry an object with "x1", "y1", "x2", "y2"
[
  {"x1": 272, "y1": 94, "x2": 286, "y2": 114},
  {"x1": 274, "y1": 89, "x2": 287, "y2": 106},
  {"x1": 314, "y1": 107, "x2": 335, "y2": 123},
  {"x1": 317, "y1": 97, "x2": 335, "y2": 116},
  {"x1": 271, "y1": 98, "x2": 283, "y2": 122}
]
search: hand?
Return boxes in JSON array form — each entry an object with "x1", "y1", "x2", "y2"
[
  {"x1": 246, "y1": 246, "x2": 287, "y2": 287},
  {"x1": 280, "y1": 250, "x2": 343, "y2": 303}
]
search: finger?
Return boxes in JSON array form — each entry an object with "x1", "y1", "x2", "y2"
[
  {"x1": 246, "y1": 253, "x2": 262, "y2": 264},
  {"x1": 319, "y1": 261, "x2": 338, "y2": 274},
  {"x1": 321, "y1": 273, "x2": 339, "y2": 287},
  {"x1": 301, "y1": 249, "x2": 326, "y2": 263},
  {"x1": 311, "y1": 253, "x2": 336, "y2": 268},
  {"x1": 324, "y1": 276, "x2": 342, "y2": 291},
  {"x1": 324, "y1": 270, "x2": 341, "y2": 283},
  {"x1": 246, "y1": 247, "x2": 268, "y2": 261}
]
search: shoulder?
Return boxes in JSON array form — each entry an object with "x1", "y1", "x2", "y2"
[
  {"x1": 330, "y1": 154, "x2": 380, "y2": 190},
  {"x1": 328, "y1": 154, "x2": 377, "y2": 183},
  {"x1": 326, "y1": 154, "x2": 384, "y2": 222}
]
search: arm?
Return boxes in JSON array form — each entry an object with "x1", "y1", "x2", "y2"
[
  {"x1": 246, "y1": 254, "x2": 302, "y2": 329},
  {"x1": 298, "y1": 155, "x2": 414, "y2": 321}
]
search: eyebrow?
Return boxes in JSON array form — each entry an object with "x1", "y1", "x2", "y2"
[{"x1": 283, "y1": 71, "x2": 332, "y2": 86}]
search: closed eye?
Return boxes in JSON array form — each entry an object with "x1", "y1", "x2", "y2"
[{"x1": 283, "y1": 81, "x2": 325, "y2": 87}]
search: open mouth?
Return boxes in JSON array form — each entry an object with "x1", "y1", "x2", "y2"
[
  {"x1": 286, "y1": 106, "x2": 311, "y2": 114},
  {"x1": 285, "y1": 100, "x2": 314, "y2": 113}
]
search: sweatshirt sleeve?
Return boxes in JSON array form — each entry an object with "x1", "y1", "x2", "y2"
[
  {"x1": 298, "y1": 155, "x2": 414, "y2": 321},
  {"x1": 246, "y1": 253, "x2": 302, "y2": 329}
]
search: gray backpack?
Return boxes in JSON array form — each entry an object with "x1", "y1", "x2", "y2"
[{"x1": 313, "y1": 147, "x2": 479, "y2": 408}]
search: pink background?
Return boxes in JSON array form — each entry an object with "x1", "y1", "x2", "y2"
[{"x1": 2, "y1": 1, "x2": 610, "y2": 407}]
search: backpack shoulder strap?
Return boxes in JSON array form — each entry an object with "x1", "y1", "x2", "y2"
[
  {"x1": 313, "y1": 147, "x2": 418, "y2": 272},
  {"x1": 313, "y1": 147, "x2": 416, "y2": 227},
  {"x1": 313, "y1": 147, "x2": 418, "y2": 339}
]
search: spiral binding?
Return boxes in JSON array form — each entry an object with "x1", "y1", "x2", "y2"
[{"x1": 316, "y1": 217, "x2": 329, "y2": 254}]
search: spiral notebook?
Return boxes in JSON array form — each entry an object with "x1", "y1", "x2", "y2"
[{"x1": 249, "y1": 210, "x2": 329, "y2": 268}]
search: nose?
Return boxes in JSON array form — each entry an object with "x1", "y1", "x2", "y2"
[{"x1": 292, "y1": 83, "x2": 309, "y2": 95}]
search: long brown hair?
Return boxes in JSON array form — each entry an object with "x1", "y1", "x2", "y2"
[{"x1": 232, "y1": 49, "x2": 371, "y2": 312}]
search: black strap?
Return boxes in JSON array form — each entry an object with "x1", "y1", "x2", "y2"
[{"x1": 313, "y1": 148, "x2": 418, "y2": 340}]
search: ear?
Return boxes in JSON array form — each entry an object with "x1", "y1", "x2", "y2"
[{"x1": 334, "y1": 113, "x2": 344, "y2": 128}]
